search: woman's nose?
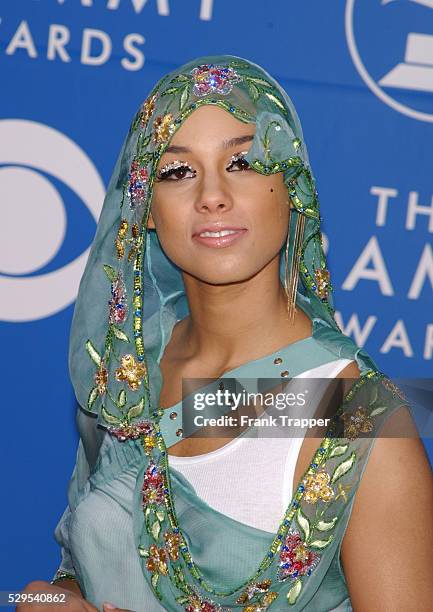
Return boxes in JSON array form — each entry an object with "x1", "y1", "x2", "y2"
[{"x1": 194, "y1": 176, "x2": 234, "y2": 214}]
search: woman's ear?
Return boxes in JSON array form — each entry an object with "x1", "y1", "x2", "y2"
[{"x1": 147, "y1": 211, "x2": 156, "y2": 230}]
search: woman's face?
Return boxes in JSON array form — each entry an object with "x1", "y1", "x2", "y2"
[{"x1": 148, "y1": 105, "x2": 290, "y2": 285}]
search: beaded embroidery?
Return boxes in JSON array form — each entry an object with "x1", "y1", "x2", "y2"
[{"x1": 191, "y1": 63, "x2": 242, "y2": 97}]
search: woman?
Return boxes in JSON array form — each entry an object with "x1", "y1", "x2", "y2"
[{"x1": 21, "y1": 56, "x2": 433, "y2": 611}]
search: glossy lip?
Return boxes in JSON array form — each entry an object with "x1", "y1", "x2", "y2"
[{"x1": 192, "y1": 225, "x2": 248, "y2": 249}]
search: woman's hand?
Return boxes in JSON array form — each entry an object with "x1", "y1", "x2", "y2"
[{"x1": 17, "y1": 580, "x2": 98, "y2": 611}]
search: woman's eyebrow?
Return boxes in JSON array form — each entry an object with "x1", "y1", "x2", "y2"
[{"x1": 165, "y1": 134, "x2": 254, "y2": 154}]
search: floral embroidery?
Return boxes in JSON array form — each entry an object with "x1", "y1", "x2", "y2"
[
  {"x1": 185, "y1": 593, "x2": 222, "y2": 612},
  {"x1": 142, "y1": 461, "x2": 165, "y2": 506},
  {"x1": 314, "y1": 268, "x2": 330, "y2": 300},
  {"x1": 153, "y1": 113, "x2": 175, "y2": 144},
  {"x1": 341, "y1": 406, "x2": 374, "y2": 441},
  {"x1": 146, "y1": 543, "x2": 169, "y2": 575},
  {"x1": 115, "y1": 354, "x2": 147, "y2": 390},
  {"x1": 127, "y1": 223, "x2": 141, "y2": 262},
  {"x1": 93, "y1": 361, "x2": 108, "y2": 396},
  {"x1": 302, "y1": 470, "x2": 334, "y2": 504},
  {"x1": 191, "y1": 64, "x2": 241, "y2": 97},
  {"x1": 108, "y1": 272, "x2": 127, "y2": 325},
  {"x1": 140, "y1": 94, "x2": 157, "y2": 128},
  {"x1": 163, "y1": 530, "x2": 181, "y2": 561},
  {"x1": 128, "y1": 160, "x2": 149, "y2": 209},
  {"x1": 115, "y1": 219, "x2": 128, "y2": 259},
  {"x1": 278, "y1": 529, "x2": 320, "y2": 582},
  {"x1": 108, "y1": 419, "x2": 153, "y2": 442}
]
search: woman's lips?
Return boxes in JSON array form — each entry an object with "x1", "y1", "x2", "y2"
[{"x1": 192, "y1": 229, "x2": 248, "y2": 248}]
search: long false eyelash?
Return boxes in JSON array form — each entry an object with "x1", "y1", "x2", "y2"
[
  {"x1": 156, "y1": 160, "x2": 196, "y2": 180},
  {"x1": 227, "y1": 150, "x2": 250, "y2": 168}
]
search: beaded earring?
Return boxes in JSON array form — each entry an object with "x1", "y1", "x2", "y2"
[{"x1": 284, "y1": 203, "x2": 305, "y2": 323}]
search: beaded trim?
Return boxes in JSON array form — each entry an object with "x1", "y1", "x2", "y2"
[{"x1": 50, "y1": 570, "x2": 78, "y2": 585}]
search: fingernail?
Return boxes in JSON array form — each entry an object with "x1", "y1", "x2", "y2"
[{"x1": 103, "y1": 603, "x2": 116, "y2": 610}]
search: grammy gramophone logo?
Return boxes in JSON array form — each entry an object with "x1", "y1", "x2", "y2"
[
  {"x1": 380, "y1": 0, "x2": 433, "y2": 93},
  {"x1": 346, "y1": 0, "x2": 433, "y2": 121}
]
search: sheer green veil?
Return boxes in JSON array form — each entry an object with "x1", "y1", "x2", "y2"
[{"x1": 66, "y1": 56, "x2": 408, "y2": 610}]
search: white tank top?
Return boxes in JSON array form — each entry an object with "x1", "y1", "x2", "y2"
[{"x1": 168, "y1": 358, "x2": 353, "y2": 534}]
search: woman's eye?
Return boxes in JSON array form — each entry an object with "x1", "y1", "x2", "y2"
[
  {"x1": 157, "y1": 161, "x2": 196, "y2": 181},
  {"x1": 226, "y1": 152, "x2": 250, "y2": 172}
]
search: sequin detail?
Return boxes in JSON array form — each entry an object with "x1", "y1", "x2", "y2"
[
  {"x1": 191, "y1": 64, "x2": 241, "y2": 97},
  {"x1": 163, "y1": 530, "x2": 181, "y2": 561},
  {"x1": 146, "y1": 544, "x2": 169, "y2": 575},
  {"x1": 140, "y1": 94, "x2": 157, "y2": 128},
  {"x1": 142, "y1": 461, "x2": 165, "y2": 506},
  {"x1": 115, "y1": 354, "x2": 147, "y2": 390},
  {"x1": 108, "y1": 272, "x2": 127, "y2": 325},
  {"x1": 115, "y1": 219, "x2": 128, "y2": 259},
  {"x1": 153, "y1": 113, "x2": 175, "y2": 144},
  {"x1": 278, "y1": 530, "x2": 320, "y2": 581},
  {"x1": 128, "y1": 159, "x2": 149, "y2": 209},
  {"x1": 94, "y1": 361, "x2": 108, "y2": 396},
  {"x1": 314, "y1": 268, "x2": 330, "y2": 300}
]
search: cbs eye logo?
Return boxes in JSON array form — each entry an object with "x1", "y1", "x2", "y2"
[
  {"x1": 0, "y1": 120, "x2": 105, "y2": 322},
  {"x1": 346, "y1": 0, "x2": 433, "y2": 122}
]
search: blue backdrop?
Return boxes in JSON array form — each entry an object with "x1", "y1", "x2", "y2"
[{"x1": 1, "y1": 0, "x2": 432, "y2": 591}]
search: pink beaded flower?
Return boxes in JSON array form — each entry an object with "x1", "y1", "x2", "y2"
[
  {"x1": 191, "y1": 64, "x2": 241, "y2": 97},
  {"x1": 127, "y1": 159, "x2": 148, "y2": 209},
  {"x1": 108, "y1": 272, "x2": 127, "y2": 325},
  {"x1": 278, "y1": 529, "x2": 320, "y2": 581},
  {"x1": 142, "y1": 461, "x2": 165, "y2": 506},
  {"x1": 108, "y1": 420, "x2": 153, "y2": 442}
]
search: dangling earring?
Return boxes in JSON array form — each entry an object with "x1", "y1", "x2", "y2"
[{"x1": 284, "y1": 205, "x2": 306, "y2": 323}]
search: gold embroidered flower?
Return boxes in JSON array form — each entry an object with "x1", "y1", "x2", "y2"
[
  {"x1": 341, "y1": 406, "x2": 373, "y2": 441},
  {"x1": 140, "y1": 94, "x2": 156, "y2": 128},
  {"x1": 244, "y1": 591, "x2": 278, "y2": 612},
  {"x1": 115, "y1": 354, "x2": 147, "y2": 390},
  {"x1": 153, "y1": 113, "x2": 175, "y2": 144},
  {"x1": 142, "y1": 434, "x2": 157, "y2": 455},
  {"x1": 314, "y1": 268, "x2": 330, "y2": 300},
  {"x1": 236, "y1": 579, "x2": 272, "y2": 604},
  {"x1": 94, "y1": 362, "x2": 108, "y2": 395},
  {"x1": 146, "y1": 543, "x2": 168, "y2": 575},
  {"x1": 163, "y1": 531, "x2": 180, "y2": 561},
  {"x1": 302, "y1": 470, "x2": 334, "y2": 504}
]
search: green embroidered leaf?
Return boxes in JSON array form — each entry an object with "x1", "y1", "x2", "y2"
[
  {"x1": 117, "y1": 389, "x2": 126, "y2": 408},
  {"x1": 85, "y1": 340, "x2": 101, "y2": 367},
  {"x1": 103, "y1": 264, "x2": 118, "y2": 282},
  {"x1": 175, "y1": 596, "x2": 190, "y2": 605},
  {"x1": 370, "y1": 405, "x2": 387, "y2": 417},
  {"x1": 309, "y1": 535, "x2": 334, "y2": 549},
  {"x1": 329, "y1": 443, "x2": 348, "y2": 458},
  {"x1": 138, "y1": 546, "x2": 149, "y2": 557},
  {"x1": 160, "y1": 86, "x2": 182, "y2": 97},
  {"x1": 331, "y1": 452, "x2": 356, "y2": 485},
  {"x1": 155, "y1": 509, "x2": 165, "y2": 522},
  {"x1": 287, "y1": 578, "x2": 302, "y2": 605},
  {"x1": 145, "y1": 506, "x2": 151, "y2": 518},
  {"x1": 151, "y1": 573, "x2": 159, "y2": 589},
  {"x1": 127, "y1": 398, "x2": 145, "y2": 420},
  {"x1": 264, "y1": 91, "x2": 286, "y2": 112},
  {"x1": 101, "y1": 405, "x2": 122, "y2": 425},
  {"x1": 247, "y1": 81, "x2": 260, "y2": 101},
  {"x1": 369, "y1": 386, "x2": 378, "y2": 406},
  {"x1": 248, "y1": 76, "x2": 273, "y2": 89},
  {"x1": 317, "y1": 516, "x2": 338, "y2": 531},
  {"x1": 87, "y1": 386, "x2": 99, "y2": 410},
  {"x1": 296, "y1": 507, "x2": 310, "y2": 541},
  {"x1": 170, "y1": 74, "x2": 189, "y2": 83},
  {"x1": 151, "y1": 519, "x2": 161, "y2": 540},
  {"x1": 179, "y1": 86, "x2": 190, "y2": 111},
  {"x1": 112, "y1": 326, "x2": 130, "y2": 342}
]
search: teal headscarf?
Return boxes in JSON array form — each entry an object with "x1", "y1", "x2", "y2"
[{"x1": 67, "y1": 56, "x2": 403, "y2": 610}]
